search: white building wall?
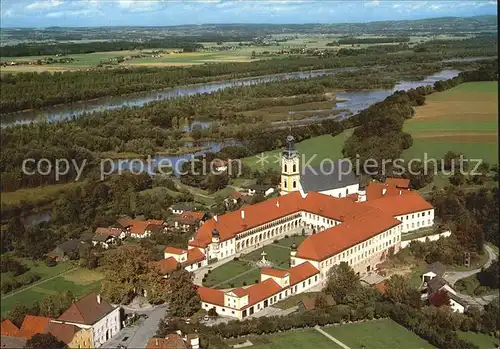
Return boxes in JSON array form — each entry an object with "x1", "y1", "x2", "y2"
[
  {"x1": 92, "y1": 306, "x2": 121, "y2": 347},
  {"x1": 396, "y1": 209, "x2": 435, "y2": 233}
]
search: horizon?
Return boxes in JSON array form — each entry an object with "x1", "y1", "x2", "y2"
[{"x1": 1, "y1": 0, "x2": 498, "y2": 28}]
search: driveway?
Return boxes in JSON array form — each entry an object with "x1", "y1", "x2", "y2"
[{"x1": 101, "y1": 304, "x2": 167, "y2": 348}]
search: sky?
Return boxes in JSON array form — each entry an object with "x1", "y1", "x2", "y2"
[{"x1": 0, "y1": 0, "x2": 497, "y2": 28}]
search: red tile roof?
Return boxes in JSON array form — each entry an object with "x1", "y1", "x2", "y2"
[
  {"x1": 184, "y1": 249, "x2": 205, "y2": 265},
  {"x1": 261, "y1": 268, "x2": 289, "y2": 278},
  {"x1": 1, "y1": 320, "x2": 19, "y2": 337},
  {"x1": 44, "y1": 322, "x2": 80, "y2": 345},
  {"x1": 58, "y1": 292, "x2": 115, "y2": 325},
  {"x1": 243, "y1": 279, "x2": 282, "y2": 310},
  {"x1": 146, "y1": 334, "x2": 188, "y2": 349},
  {"x1": 94, "y1": 227, "x2": 123, "y2": 237},
  {"x1": 364, "y1": 190, "x2": 433, "y2": 216},
  {"x1": 229, "y1": 288, "x2": 248, "y2": 297},
  {"x1": 288, "y1": 262, "x2": 320, "y2": 286},
  {"x1": 386, "y1": 178, "x2": 410, "y2": 189},
  {"x1": 296, "y1": 208, "x2": 401, "y2": 261},
  {"x1": 198, "y1": 286, "x2": 225, "y2": 307},
  {"x1": 154, "y1": 257, "x2": 179, "y2": 275},
  {"x1": 374, "y1": 280, "x2": 388, "y2": 294},
  {"x1": 172, "y1": 211, "x2": 204, "y2": 225},
  {"x1": 117, "y1": 218, "x2": 164, "y2": 235}
]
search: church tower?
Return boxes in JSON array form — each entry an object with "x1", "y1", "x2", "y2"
[{"x1": 280, "y1": 135, "x2": 300, "y2": 195}]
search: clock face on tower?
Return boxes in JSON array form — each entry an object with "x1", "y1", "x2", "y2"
[{"x1": 286, "y1": 135, "x2": 294, "y2": 144}]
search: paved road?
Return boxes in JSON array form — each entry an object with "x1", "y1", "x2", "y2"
[
  {"x1": 443, "y1": 245, "x2": 498, "y2": 286},
  {"x1": 1, "y1": 266, "x2": 79, "y2": 300},
  {"x1": 101, "y1": 305, "x2": 167, "y2": 349}
]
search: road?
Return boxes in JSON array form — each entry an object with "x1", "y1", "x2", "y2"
[
  {"x1": 443, "y1": 245, "x2": 498, "y2": 286},
  {"x1": 101, "y1": 305, "x2": 167, "y2": 349},
  {"x1": 1, "y1": 266, "x2": 79, "y2": 300}
]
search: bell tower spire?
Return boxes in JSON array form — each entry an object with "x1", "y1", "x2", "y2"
[{"x1": 280, "y1": 135, "x2": 301, "y2": 195}]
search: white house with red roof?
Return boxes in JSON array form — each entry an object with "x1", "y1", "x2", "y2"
[{"x1": 116, "y1": 218, "x2": 166, "y2": 239}]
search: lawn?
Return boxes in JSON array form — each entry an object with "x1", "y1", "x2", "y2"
[
  {"x1": 1, "y1": 267, "x2": 104, "y2": 316},
  {"x1": 455, "y1": 274, "x2": 497, "y2": 296},
  {"x1": 226, "y1": 329, "x2": 341, "y2": 349},
  {"x1": 242, "y1": 131, "x2": 353, "y2": 171},
  {"x1": 203, "y1": 260, "x2": 256, "y2": 288},
  {"x1": 403, "y1": 81, "x2": 498, "y2": 165},
  {"x1": 457, "y1": 331, "x2": 500, "y2": 349},
  {"x1": 323, "y1": 319, "x2": 436, "y2": 349}
]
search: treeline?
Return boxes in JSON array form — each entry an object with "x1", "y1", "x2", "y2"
[
  {"x1": 342, "y1": 61, "x2": 498, "y2": 175},
  {"x1": 334, "y1": 37, "x2": 411, "y2": 45},
  {"x1": 2, "y1": 39, "x2": 497, "y2": 113},
  {"x1": 0, "y1": 35, "x2": 255, "y2": 57}
]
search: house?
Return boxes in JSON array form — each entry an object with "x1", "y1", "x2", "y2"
[
  {"x1": 46, "y1": 239, "x2": 84, "y2": 261},
  {"x1": 53, "y1": 292, "x2": 121, "y2": 347},
  {"x1": 146, "y1": 332, "x2": 199, "y2": 349},
  {"x1": 171, "y1": 211, "x2": 207, "y2": 232},
  {"x1": 297, "y1": 294, "x2": 335, "y2": 311},
  {"x1": 162, "y1": 246, "x2": 207, "y2": 273},
  {"x1": 92, "y1": 227, "x2": 125, "y2": 249},
  {"x1": 212, "y1": 159, "x2": 228, "y2": 173},
  {"x1": 44, "y1": 322, "x2": 92, "y2": 349},
  {"x1": 170, "y1": 204, "x2": 194, "y2": 215},
  {"x1": 116, "y1": 218, "x2": 166, "y2": 239},
  {"x1": 246, "y1": 184, "x2": 275, "y2": 197},
  {"x1": 422, "y1": 262, "x2": 446, "y2": 284},
  {"x1": 423, "y1": 276, "x2": 468, "y2": 313}
]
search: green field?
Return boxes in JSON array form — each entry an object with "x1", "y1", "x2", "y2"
[
  {"x1": 458, "y1": 332, "x2": 500, "y2": 349},
  {"x1": 1, "y1": 267, "x2": 104, "y2": 316},
  {"x1": 323, "y1": 319, "x2": 436, "y2": 349},
  {"x1": 226, "y1": 329, "x2": 341, "y2": 349},
  {"x1": 242, "y1": 131, "x2": 353, "y2": 171},
  {"x1": 403, "y1": 82, "x2": 498, "y2": 165}
]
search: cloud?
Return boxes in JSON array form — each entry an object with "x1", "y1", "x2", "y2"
[
  {"x1": 25, "y1": 0, "x2": 63, "y2": 11},
  {"x1": 46, "y1": 8, "x2": 101, "y2": 18},
  {"x1": 365, "y1": 0, "x2": 380, "y2": 7}
]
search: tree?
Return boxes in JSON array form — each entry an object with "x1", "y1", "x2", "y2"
[
  {"x1": 7, "y1": 304, "x2": 31, "y2": 328},
  {"x1": 24, "y1": 333, "x2": 67, "y2": 349},
  {"x1": 384, "y1": 275, "x2": 411, "y2": 304},
  {"x1": 324, "y1": 262, "x2": 360, "y2": 304},
  {"x1": 39, "y1": 291, "x2": 74, "y2": 318},
  {"x1": 314, "y1": 294, "x2": 329, "y2": 309},
  {"x1": 166, "y1": 268, "x2": 201, "y2": 317}
]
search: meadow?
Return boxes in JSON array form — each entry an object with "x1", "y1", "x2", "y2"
[
  {"x1": 242, "y1": 131, "x2": 353, "y2": 171},
  {"x1": 403, "y1": 81, "x2": 498, "y2": 165},
  {"x1": 322, "y1": 319, "x2": 436, "y2": 349},
  {"x1": 457, "y1": 331, "x2": 500, "y2": 349}
]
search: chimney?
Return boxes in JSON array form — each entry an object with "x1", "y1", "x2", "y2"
[
  {"x1": 241, "y1": 210, "x2": 245, "y2": 220},
  {"x1": 382, "y1": 188, "x2": 387, "y2": 196},
  {"x1": 97, "y1": 294, "x2": 101, "y2": 304},
  {"x1": 276, "y1": 201, "x2": 280, "y2": 208},
  {"x1": 399, "y1": 190, "x2": 402, "y2": 196},
  {"x1": 214, "y1": 215, "x2": 217, "y2": 222},
  {"x1": 155, "y1": 339, "x2": 158, "y2": 346}
]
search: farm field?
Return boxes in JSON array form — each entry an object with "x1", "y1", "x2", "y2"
[
  {"x1": 457, "y1": 331, "x2": 500, "y2": 349},
  {"x1": 242, "y1": 130, "x2": 353, "y2": 171},
  {"x1": 403, "y1": 81, "x2": 498, "y2": 164},
  {"x1": 226, "y1": 328, "x2": 342, "y2": 349},
  {"x1": 1, "y1": 267, "x2": 104, "y2": 316},
  {"x1": 323, "y1": 319, "x2": 436, "y2": 349},
  {"x1": 1, "y1": 182, "x2": 81, "y2": 210},
  {"x1": 203, "y1": 235, "x2": 306, "y2": 288}
]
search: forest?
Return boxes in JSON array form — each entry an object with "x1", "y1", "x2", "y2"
[
  {"x1": 1, "y1": 35, "x2": 497, "y2": 113},
  {"x1": 335, "y1": 37, "x2": 411, "y2": 44}
]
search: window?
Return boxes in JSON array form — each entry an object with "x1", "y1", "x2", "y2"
[
  {"x1": 284, "y1": 180, "x2": 287, "y2": 188},
  {"x1": 293, "y1": 164, "x2": 297, "y2": 172},
  {"x1": 293, "y1": 181, "x2": 297, "y2": 189},
  {"x1": 284, "y1": 164, "x2": 288, "y2": 172}
]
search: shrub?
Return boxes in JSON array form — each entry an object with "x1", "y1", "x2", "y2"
[
  {"x1": 230, "y1": 283, "x2": 235, "y2": 288},
  {"x1": 208, "y1": 307, "x2": 218, "y2": 317},
  {"x1": 273, "y1": 240, "x2": 279, "y2": 244},
  {"x1": 255, "y1": 279, "x2": 259, "y2": 284},
  {"x1": 242, "y1": 282, "x2": 247, "y2": 286},
  {"x1": 207, "y1": 270, "x2": 212, "y2": 274},
  {"x1": 233, "y1": 257, "x2": 239, "y2": 261},
  {"x1": 284, "y1": 235, "x2": 289, "y2": 238}
]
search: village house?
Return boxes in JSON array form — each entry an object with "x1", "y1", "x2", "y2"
[
  {"x1": 170, "y1": 211, "x2": 207, "y2": 232},
  {"x1": 246, "y1": 184, "x2": 275, "y2": 197},
  {"x1": 53, "y1": 292, "x2": 121, "y2": 347},
  {"x1": 169, "y1": 204, "x2": 194, "y2": 215},
  {"x1": 163, "y1": 246, "x2": 208, "y2": 273},
  {"x1": 116, "y1": 218, "x2": 166, "y2": 239},
  {"x1": 223, "y1": 191, "x2": 245, "y2": 209},
  {"x1": 424, "y1": 275, "x2": 468, "y2": 313},
  {"x1": 46, "y1": 239, "x2": 84, "y2": 261}
]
